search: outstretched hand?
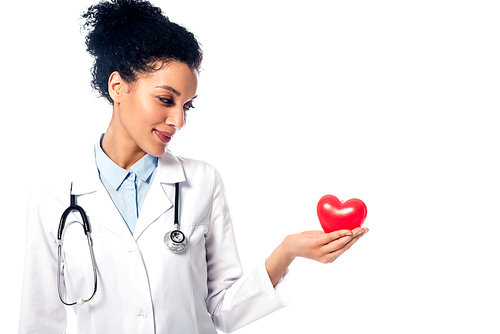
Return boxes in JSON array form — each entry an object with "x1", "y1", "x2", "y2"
[
  {"x1": 284, "y1": 227, "x2": 369, "y2": 264},
  {"x1": 265, "y1": 227, "x2": 369, "y2": 286}
]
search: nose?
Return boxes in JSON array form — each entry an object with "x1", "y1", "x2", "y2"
[{"x1": 165, "y1": 106, "x2": 185, "y2": 131}]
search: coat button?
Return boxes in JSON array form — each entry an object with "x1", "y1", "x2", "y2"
[{"x1": 137, "y1": 311, "x2": 147, "y2": 319}]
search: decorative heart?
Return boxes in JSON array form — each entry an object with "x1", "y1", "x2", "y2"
[{"x1": 317, "y1": 195, "x2": 367, "y2": 233}]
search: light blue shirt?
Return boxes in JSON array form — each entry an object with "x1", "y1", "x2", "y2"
[{"x1": 94, "y1": 140, "x2": 158, "y2": 234}]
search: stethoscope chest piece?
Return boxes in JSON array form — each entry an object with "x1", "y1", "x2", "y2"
[
  {"x1": 164, "y1": 227, "x2": 187, "y2": 253},
  {"x1": 164, "y1": 182, "x2": 187, "y2": 253}
]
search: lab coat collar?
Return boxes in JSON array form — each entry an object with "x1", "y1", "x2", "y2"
[
  {"x1": 70, "y1": 147, "x2": 186, "y2": 194},
  {"x1": 156, "y1": 149, "x2": 186, "y2": 184},
  {"x1": 70, "y1": 146, "x2": 100, "y2": 196},
  {"x1": 70, "y1": 145, "x2": 186, "y2": 242}
]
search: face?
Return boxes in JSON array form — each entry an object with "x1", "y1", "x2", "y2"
[{"x1": 108, "y1": 61, "x2": 198, "y2": 161}]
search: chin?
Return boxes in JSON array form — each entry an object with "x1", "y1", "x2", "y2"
[
  {"x1": 144, "y1": 144, "x2": 168, "y2": 158},
  {"x1": 150, "y1": 149, "x2": 167, "y2": 157}
]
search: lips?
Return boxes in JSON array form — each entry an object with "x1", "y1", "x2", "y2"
[{"x1": 154, "y1": 130, "x2": 174, "y2": 144}]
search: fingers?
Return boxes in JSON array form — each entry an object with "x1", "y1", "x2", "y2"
[
  {"x1": 320, "y1": 233, "x2": 355, "y2": 254},
  {"x1": 318, "y1": 229, "x2": 353, "y2": 245},
  {"x1": 319, "y1": 228, "x2": 369, "y2": 263},
  {"x1": 291, "y1": 227, "x2": 369, "y2": 263},
  {"x1": 318, "y1": 227, "x2": 365, "y2": 246}
]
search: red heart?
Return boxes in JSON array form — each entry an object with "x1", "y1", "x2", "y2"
[{"x1": 317, "y1": 195, "x2": 367, "y2": 233}]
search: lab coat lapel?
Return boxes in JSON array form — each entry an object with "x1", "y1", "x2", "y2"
[
  {"x1": 133, "y1": 181, "x2": 173, "y2": 240},
  {"x1": 71, "y1": 146, "x2": 133, "y2": 242},
  {"x1": 86, "y1": 183, "x2": 134, "y2": 241},
  {"x1": 133, "y1": 149, "x2": 186, "y2": 240}
]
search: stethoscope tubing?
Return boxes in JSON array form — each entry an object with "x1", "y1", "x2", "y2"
[
  {"x1": 174, "y1": 182, "x2": 180, "y2": 226},
  {"x1": 57, "y1": 184, "x2": 98, "y2": 306},
  {"x1": 57, "y1": 182, "x2": 185, "y2": 306},
  {"x1": 57, "y1": 230, "x2": 98, "y2": 306}
]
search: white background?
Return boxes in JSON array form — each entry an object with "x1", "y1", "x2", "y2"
[{"x1": 2, "y1": 0, "x2": 499, "y2": 333}]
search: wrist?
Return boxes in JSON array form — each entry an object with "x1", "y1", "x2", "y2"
[
  {"x1": 265, "y1": 237, "x2": 296, "y2": 287},
  {"x1": 280, "y1": 235, "x2": 297, "y2": 262}
]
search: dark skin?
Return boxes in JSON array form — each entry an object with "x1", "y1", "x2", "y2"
[
  {"x1": 103, "y1": 60, "x2": 369, "y2": 287},
  {"x1": 265, "y1": 228, "x2": 368, "y2": 286}
]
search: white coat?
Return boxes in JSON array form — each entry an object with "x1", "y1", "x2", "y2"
[{"x1": 19, "y1": 146, "x2": 290, "y2": 334}]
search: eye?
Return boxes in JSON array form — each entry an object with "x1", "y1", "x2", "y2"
[
  {"x1": 183, "y1": 103, "x2": 195, "y2": 112},
  {"x1": 158, "y1": 97, "x2": 174, "y2": 105}
]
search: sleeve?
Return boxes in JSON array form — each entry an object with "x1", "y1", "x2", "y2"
[
  {"x1": 19, "y1": 183, "x2": 68, "y2": 334},
  {"x1": 204, "y1": 169, "x2": 292, "y2": 333}
]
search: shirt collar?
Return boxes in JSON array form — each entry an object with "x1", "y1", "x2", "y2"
[
  {"x1": 94, "y1": 139, "x2": 158, "y2": 190},
  {"x1": 131, "y1": 152, "x2": 158, "y2": 182}
]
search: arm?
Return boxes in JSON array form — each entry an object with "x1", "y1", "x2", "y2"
[
  {"x1": 205, "y1": 165, "x2": 368, "y2": 331},
  {"x1": 19, "y1": 183, "x2": 68, "y2": 333},
  {"x1": 205, "y1": 169, "x2": 291, "y2": 332},
  {"x1": 265, "y1": 228, "x2": 369, "y2": 287}
]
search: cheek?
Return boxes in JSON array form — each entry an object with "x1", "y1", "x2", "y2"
[
  {"x1": 147, "y1": 108, "x2": 166, "y2": 123},
  {"x1": 126, "y1": 100, "x2": 164, "y2": 127},
  {"x1": 137, "y1": 98, "x2": 163, "y2": 122}
]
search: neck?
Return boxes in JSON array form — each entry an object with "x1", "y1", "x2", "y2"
[{"x1": 101, "y1": 127, "x2": 146, "y2": 170}]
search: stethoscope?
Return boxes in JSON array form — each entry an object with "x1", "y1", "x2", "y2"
[{"x1": 57, "y1": 182, "x2": 186, "y2": 306}]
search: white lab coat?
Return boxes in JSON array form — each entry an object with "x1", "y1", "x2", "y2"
[{"x1": 19, "y1": 146, "x2": 290, "y2": 334}]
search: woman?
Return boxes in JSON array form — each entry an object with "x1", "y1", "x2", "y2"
[{"x1": 19, "y1": 0, "x2": 368, "y2": 333}]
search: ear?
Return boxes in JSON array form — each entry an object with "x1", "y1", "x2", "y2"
[{"x1": 108, "y1": 71, "x2": 125, "y2": 103}]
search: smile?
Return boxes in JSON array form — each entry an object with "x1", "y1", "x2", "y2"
[{"x1": 154, "y1": 130, "x2": 173, "y2": 144}]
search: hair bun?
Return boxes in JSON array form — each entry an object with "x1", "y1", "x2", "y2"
[
  {"x1": 80, "y1": 0, "x2": 202, "y2": 104},
  {"x1": 82, "y1": 0, "x2": 163, "y2": 50}
]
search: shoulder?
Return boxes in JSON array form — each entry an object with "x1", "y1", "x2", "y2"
[
  {"x1": 29, "y1": 166, "x2": 73, "y2": 205},
  {"x1": 159, "y1": 150, "x2": 222, "y2": 181},
  {"x1": 158, "y1": 151, "x2": 226, "y2": 199},
  {"x1": 178, "y1": 156, "x2": 224, "y2": 192},
  {"x1": 178, "y1": 155, "x2": 218, "y2": 176},
  {"x1": 26, "y1": 165, "x2": 76, "y2": 235},
  {"x1": 29, "y1": 145, "x2": 97, "y2": 207}
]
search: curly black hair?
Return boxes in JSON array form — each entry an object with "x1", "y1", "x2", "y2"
[{"x1": 81, "y1": 0, "x2": 203, "y2": 103}]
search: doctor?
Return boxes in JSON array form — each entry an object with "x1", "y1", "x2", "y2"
[{"x1": 19, "y1": 0, "x2": 368, "y2": 333}]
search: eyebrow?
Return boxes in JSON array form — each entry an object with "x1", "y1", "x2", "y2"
[
  {"x1": 155, "y1": 85, "x2": 181, "y2": 96},
  {"x1": 155, "y1": 85, "x2": 197, "y2": 101}
]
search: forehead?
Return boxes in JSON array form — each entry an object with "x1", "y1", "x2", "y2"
[{"x1": 135, "y1": 61, "x2": 198, "y2": 96}]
